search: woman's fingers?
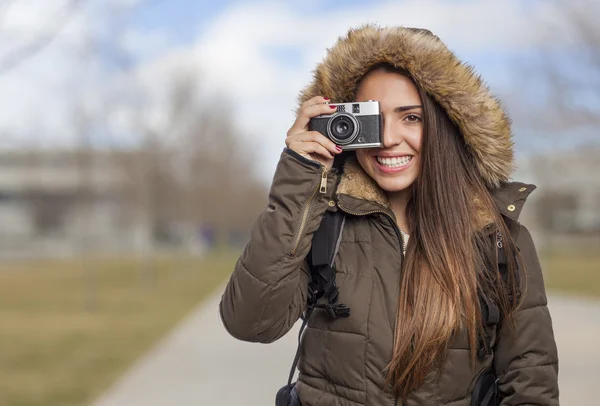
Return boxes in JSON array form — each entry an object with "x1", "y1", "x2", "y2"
[
  {"x1": 287, "y1": 96, "x2": 336, "y2": 137},
  {"x1": 285, "y1": 96, "x2": 342, "y2": 169},
  {"x1": 287, "y1": 139, "x2": 334, "y2": 160},
  {"x1": 300, "y1": 95, "x2": 330, "y2": 111},
  {"x1": 285, "y1": 131, "x2": 341, "y2": 156}
]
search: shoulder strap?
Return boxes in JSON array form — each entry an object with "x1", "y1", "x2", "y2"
[
  {"x1": 284, "y1": 210, "x2": 347, "y2": 387},
  {"x1": 478, "y1": 229, "x2": 517, "y2": 358},
  {"x1": 308, "y1": 210, "x2": 350, "y2": 319},
  {"x1": 310, "y1": 209, "x2": 346, "y2": 268},
  {"x1": 474, "y1": 231, "x2": 510, "y2": 405}
]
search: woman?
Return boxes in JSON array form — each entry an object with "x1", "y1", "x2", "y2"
[{"x1": 219, "y1": 25, "x2": 559, "y2": 405}]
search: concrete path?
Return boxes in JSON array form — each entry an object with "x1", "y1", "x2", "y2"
[{"x1": 90, "y1": 290, "x2": 599, "y2": 406}]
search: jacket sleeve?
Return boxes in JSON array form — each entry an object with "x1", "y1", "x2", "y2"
[
  {"x1": 219, "y1": 148, "x2": 337, "y2": 343},
  {"x1": 495, "y1": 224, "x2": 559, "y2": 405}
]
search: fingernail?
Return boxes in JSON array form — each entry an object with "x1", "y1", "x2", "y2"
[
  {"x1": 330, "y1": 105, "x2": 336, "y2": 109},
  {"x1": 323, "y1": 97, "x2": 330, "y2": 100},
  {"x1": 335, "y1": 146, "x2": 342, "y2": 151}
]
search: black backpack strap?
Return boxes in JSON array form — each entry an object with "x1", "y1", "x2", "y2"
[
  {"x1": 477, "y1": 230, "x2": 507, "y2": 359},
  {"x1": 470, "y1": 368, "x2": 500, "y2": 406},
  {"x1": 474, "y1": 229, "x2": 517, "y2": 406},
  {"x1": 308, "y1": 210, "x2": 350, "y2": 319},
  {"x1": 278, "y1": 210, "x2": 348, "y2": 403}
]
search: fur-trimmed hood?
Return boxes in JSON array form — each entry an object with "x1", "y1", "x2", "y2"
[{"x1": 297, "y1": 24, "x2": 514, "y2": 189}]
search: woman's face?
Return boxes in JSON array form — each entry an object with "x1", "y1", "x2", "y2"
[{"x1": 355, "y1": 69, "x2": 423, "y2": 194}]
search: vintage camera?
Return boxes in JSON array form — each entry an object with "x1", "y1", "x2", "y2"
[{"x1": 308, "y1": 100, "x2": 382, "y2": 150}]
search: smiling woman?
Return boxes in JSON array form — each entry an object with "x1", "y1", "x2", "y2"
[
  {"x1": 355, "y1": 67, "x2": 423, "y2": 230},
  {"x1": 219, "y1": 24, "x2": 559, "y2": 406}
]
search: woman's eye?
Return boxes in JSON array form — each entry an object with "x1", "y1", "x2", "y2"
[{"x1": 404, "y1": 114, "x2": 421, "y2": 123}]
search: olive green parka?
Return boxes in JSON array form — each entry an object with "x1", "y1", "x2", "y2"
[{"x1": 219, "y1": 25, "x2": 559, "y2": 405}]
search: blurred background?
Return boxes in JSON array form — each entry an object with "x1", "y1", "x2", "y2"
[{"x1": 0, "y1": 0, "x2": 597, "y2": 405}]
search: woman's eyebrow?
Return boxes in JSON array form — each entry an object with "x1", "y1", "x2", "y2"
[{"x1": 393, "y1": 105, "x2": 422, "y2": 112}]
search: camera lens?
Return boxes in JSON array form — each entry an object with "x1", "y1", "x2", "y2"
[
  {"x1": 327, "y1": 113, "x2": 359, "y2": 145},
  {"x1": 333, "y1": 117, "x2": 352, "y2": 139}
]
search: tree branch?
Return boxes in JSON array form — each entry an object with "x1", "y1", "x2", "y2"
[{"x1": 0, "y1": 0, "x2": 85, "y2": 76}]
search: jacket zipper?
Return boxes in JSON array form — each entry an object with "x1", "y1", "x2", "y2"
[
  {"x1": 336, "y1": 204, "x2": 404, "y2": 406},
  {"x1": 289, "y1": 166, "x2": 329, "y2": 257}
]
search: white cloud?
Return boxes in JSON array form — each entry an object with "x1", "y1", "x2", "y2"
[{"x1": 188, "y1": 0, "x2": 565, "y2": 181}]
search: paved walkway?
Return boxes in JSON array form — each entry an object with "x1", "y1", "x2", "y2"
[{"x1": 90, "y1": 289, "x2": 599, "y2": 406}]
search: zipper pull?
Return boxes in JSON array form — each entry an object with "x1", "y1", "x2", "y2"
[{"x1": 319, "y1": 167, "x2": 328, "y2": 194}]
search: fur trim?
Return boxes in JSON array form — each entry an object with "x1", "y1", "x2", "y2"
[
  {"x1": 298, "y1": 24, "x2": 514, "y2": 188},
  {"x1": 337, "y1": 157, "x2": 494, "y2": 230},
  {"x1": 336, "y1": 156, "x2": 390, "y2": 209}
]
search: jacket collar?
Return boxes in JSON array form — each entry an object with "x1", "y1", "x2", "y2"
[{"x1": 335, "y1": 156, "x2": 535, "y2": 228}]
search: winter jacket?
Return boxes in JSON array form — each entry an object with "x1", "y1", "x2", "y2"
[{"x1": 219, "y1": 25, "x2": 559, "y2": 405}]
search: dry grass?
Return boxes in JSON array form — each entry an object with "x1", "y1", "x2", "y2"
[
  {"x1": 0, "y1": 248, "x2": 597, "y2": 406},
  {"x1": 0, "y1": 251, "x2": 238, "y2": 406},
  {"x1": 541, "y1": 249, "x2": 600, "y2": 299}
]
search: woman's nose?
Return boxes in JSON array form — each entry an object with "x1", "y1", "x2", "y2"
[{"x1": 382, "y1": 119, "x2": 402, "y2": 148}]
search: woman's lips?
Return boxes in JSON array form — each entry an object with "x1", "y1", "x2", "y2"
[{"x1": 373, "y1": 155, "x2": 414, "y2": 174}]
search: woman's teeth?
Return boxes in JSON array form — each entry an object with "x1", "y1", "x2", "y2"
[{"x1": 376, "y1": 156, "x2": 412, "y2": 167}]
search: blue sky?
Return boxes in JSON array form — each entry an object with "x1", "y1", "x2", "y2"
[
  {"x1": 125, "y1": 0, "x2": 535, "y2": 91},
  {"x1": 128, "y1": 0, "x2": 236, "y2": 45},
  {"x1": 128, "y1": 0, "x2": 397, "y2": 45}
]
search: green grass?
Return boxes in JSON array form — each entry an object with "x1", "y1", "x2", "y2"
[
  {"x1": 541, "y1": 249, "x2": 600, "y2": 299},
  {"x1": 0, "y1": 251, "x2": 238, "y2": 406}
]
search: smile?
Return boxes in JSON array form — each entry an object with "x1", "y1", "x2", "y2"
[{"x1": 375, "y1": 155, "x2": 413, "y2": 168}]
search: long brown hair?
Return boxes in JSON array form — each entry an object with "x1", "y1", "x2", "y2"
[{"x1": 360, "y1": 65, "x2": 522, "y2": 400}]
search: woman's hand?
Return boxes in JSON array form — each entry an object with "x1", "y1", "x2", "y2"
[{"x1": 286, "y1": 96, "x2": 342, "y2": 169}]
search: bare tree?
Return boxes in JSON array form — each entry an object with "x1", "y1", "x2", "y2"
[
  {"x1": 115, "y1": 70, "x2": 267, "y2": 256},
  {"x1": 511, "y1": 0, "x2": 600, "y2": 147},
  {"x1": 72, "y1": 104, "x2": 99, "y2": 310},
  {"x1": 506, "y1": 0, "x2": 600, "y2": 243},
  {"x1": 3, "y1": 0, "x2": 267, "y2": 272}
]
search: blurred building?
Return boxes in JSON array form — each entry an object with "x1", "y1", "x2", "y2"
[
  {"x1": 0, "y1": 149, "x2": 148, "y2": 259},
  {"x1": 0, "y1": 149, "x2": 212, "y2": 259},
  {"x1": 516, "y1": 145, "x2": 600, "y2": 249},
  {"x1": 2, "y1": 145, "x2": 595, "y2": 259}
]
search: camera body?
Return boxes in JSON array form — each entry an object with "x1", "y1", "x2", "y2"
[{"x1": 308, "y1": 101, "x2": 382, "y2": 150}]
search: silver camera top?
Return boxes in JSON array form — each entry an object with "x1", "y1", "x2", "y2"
[{"x1": 317, "y1": 100, "x2": 380, "y2": 117}]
